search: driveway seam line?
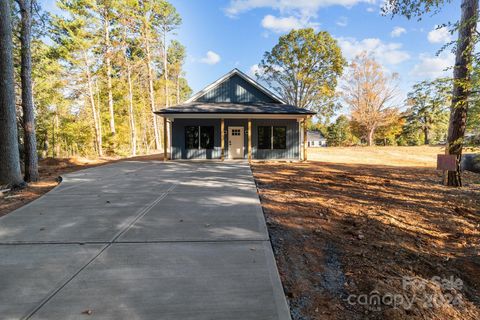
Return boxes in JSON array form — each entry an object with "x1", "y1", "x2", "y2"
[{"x1": 23, "y1": 185, "x2": 176, "y2": 320}]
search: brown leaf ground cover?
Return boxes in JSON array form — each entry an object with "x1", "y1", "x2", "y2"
[{"x1": 252, "y1": 146, "x2": 480, "y2": 320}]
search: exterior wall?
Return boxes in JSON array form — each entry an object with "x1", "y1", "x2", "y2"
[
  {"x1": 171, "y1": 118, "x2": 300, "y2": 160},
  {"x1": 196, "y1": 74, "x2": 277, "y2": 104}
]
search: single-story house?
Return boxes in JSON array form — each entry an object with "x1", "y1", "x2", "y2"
[
  {"x1": 155, "y1": 68, "x2": 315, "y2": 161},
  {"x1": 307, "y1": 130, "x2": 327, "y2": 147}
]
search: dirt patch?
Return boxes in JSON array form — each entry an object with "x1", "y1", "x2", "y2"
[
  {"x1": 0, "y1": 154, "x2": 164, "y2": 217},
  {"x1": 252, "y1": 160, "x2": 480, "y2": 320}
]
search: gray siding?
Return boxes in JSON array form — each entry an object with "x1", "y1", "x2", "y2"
[
  {"x1": 196, "y1": 74, "x2": 277, "y2": 104},
  {"x1": 172, "y1": 118, "x2": 300, "y2": 160}
]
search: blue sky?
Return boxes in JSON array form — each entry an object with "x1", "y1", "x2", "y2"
[{"x1": 41, "y1": 0, "x2": 459, "y2": 106}]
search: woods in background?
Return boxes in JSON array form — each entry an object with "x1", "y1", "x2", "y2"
[{"x1": 20, "y1": 0, "x2": 190, "y2": 160}]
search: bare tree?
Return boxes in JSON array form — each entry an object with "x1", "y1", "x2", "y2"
[
  {"x1": 16, "y1": 0, "x2": 39, "y2": 181},
  {"x1": 342, "y1": 53, "x2": 399, "y2": 146},
  {"x1": 0, "y1": 0, "x2": 24, "y2": 187}
]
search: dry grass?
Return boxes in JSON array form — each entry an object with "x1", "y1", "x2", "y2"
[
  {"x1": 307, "y1": 146, "x2": 447, "y2": 167},
  {"x1": 252, "y1": 146, "x2": 480, "y2": 320}
]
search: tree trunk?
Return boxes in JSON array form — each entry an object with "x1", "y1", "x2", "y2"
[
  {"x1": 0, "y1": 0, "x2": 24, "y2": 187},
  {"x1": 18, "y1": 0, "x2": 39, "y2": 182},
  {"x1": 446, "y1": 0, "x2": 478, "y2": 186},
  {"x1": 163, "y1": 30, "x2": 169, "y2": 108},
  {"x1": 126, "y1": 63, "x2": 137, "y2": 156},
  {"x1": 104, "y1": 13, "x2": 115, "y2": 136},
  {"x1": 424, "y1": 127, "x2": 430, "y2": 145},
  {"x1": 367, "y1": 127, "x2": 375, "y2": 146},
  {"x1": 144, "y1": 29, "x2": 160, "y2": 150},
  {"x1": 176, "y1": 75, "x2": 180, "y2": 104},
  {"x1": 83, "y1": 51, "x2": 103, "y2": 157}
]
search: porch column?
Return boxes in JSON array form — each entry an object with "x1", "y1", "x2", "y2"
[
  {"x1": 163, "y1": 117, "x2": 168, "y2": 161},
  {"x1": 220, "y1": 118, "x2": 225, "y2": 161},
  {"x1": 248, "y1": 119, "x2": 252, "y2": 162},
  {"x1": 303, "y1": 119, "x2": 308, "y2": 161}
]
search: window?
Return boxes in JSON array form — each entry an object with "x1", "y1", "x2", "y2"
[
  {"x1": 273, "y1": 126, "x2": 286, "y2": 149},
  {"x1": 231, "y1": 129, "x2": 241, "y2": 136},
  {"x1": 185, "y1": 126, "x2": 214, "y2": 149},
  {"x1": 258, "y1": 126, "x2": 287, "y2": 150},
  {"x1": 258, "y1": 126, "x2": 271, "y2": 149},
  {"x1": 185, "y1": 126, "x2": 199, "y2": 149},
  {"x1": 200, "y1": 126, "x2": 214, "y2": 149}
]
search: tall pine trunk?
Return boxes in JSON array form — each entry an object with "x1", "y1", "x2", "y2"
[
  {"x1": 126, "y1": 64, "x2": 137, "y2": 156},
  {"x1": 18, "y1": 0, "x2": 39, "y2": 182},
  {"x1": 0, "y1": 0, "x2": 24, "y2": 187},
  {"x1": 446, "y1": 0, "x2": 478, "y2": 186},
  {"x1": 104, "y1": 13, "x2": 115, "y2": 136},
  {"x1": 83, "y1": 51, "x2": 103, "y2": 157},
  {"x1": 163, "y1": 31, "x2": 169, "y2": 108},
  {"x1": 143, "y1": 27, "x2": 160, "y2": 150},
  {"x1": 176, "y1": 75, "x2": 180, "y2": 104}
]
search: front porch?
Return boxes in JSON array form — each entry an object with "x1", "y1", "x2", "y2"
[{"x1": 161, "y1": 117, "x2": 309, "y2": 161}]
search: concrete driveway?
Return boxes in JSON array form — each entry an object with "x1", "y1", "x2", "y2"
[{"x1": 0, "y1": 161, "x2": 290, "y2": 320}]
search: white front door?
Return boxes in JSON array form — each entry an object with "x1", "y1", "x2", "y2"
[{"x1": 228, "y1": 126, "x2": 244, "y2": 159}]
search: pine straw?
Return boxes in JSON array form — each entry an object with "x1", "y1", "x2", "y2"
[{"x1": 252, "y1": 161, "x2": 480, "y2": 320}]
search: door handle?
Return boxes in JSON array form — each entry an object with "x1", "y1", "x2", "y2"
[{"x1": 229, "y1": 141, "x2": 231, "y2": 146}]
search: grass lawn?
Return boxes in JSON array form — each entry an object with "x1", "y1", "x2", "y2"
[{"x1": 252, "y1": 146, "x2": 480, "y2": 320}]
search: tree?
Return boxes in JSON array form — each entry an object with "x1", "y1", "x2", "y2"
[
  {"x1": 405, "y1": 79, "x2": 450, "y2": 144},
  {"x1": 342, "y1": 53, "x2": 399, "y2": 146},
  {"x1": 256, "y1": 28, "x2": 345, "y2": 120},
  {"x1": 327, "y1": 115, "x2": 357, "y2": 146},
  {"x1": 383, "y1": 0, "x2": 479, "y2": 186},
  {"x1": 0, "y1": 0, "x2": 24, "y2": 187},
  {"x1": 15, "y1": 0, "x2": 39, "y2": 182},
  {"x1": 156, "y1": 1, "x2": 181, "y2": 108},
  {"x1": 52, "y1": 0, "x2": 103, "y2": 156},
  {"x1": 375, "y1": 111, "x2": 404, "y2": 145},
  {"x1": 167, "y1": 40, "x2": 186, "y2": 104},
  {"x1": 97, "y1": 0, "x2": 116, "y2": 136}
]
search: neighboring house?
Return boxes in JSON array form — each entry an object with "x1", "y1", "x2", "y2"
[
  {"x1": 155, "y1": 69, "x2": 315, "y2": 160},
  {"x1": 307, "y1": 130, "x2": 327, "y2": 147}
]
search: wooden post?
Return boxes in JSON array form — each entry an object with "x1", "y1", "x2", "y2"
[
  {"x1": 303, "y1": 119, "x2": 307, "y2": 161},
  {"x1": 163, "y1": 117, "x2": 168, "y2": 161},
  {"x1": 248, "y1": 119, "x2": 252, "y2": 162},
  {"x1": 220, "y1": 118, "x2": 225, "y2": 161}
]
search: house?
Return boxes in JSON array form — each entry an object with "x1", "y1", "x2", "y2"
[
  {"x1": 307, "y1": 130, "x2": 327, "y2": 147},
  {"x1": 155, "y1": 69, "x2": 315, "y2": 161}
]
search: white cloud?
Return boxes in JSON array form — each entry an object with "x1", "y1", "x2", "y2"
[
  {"x1": 261, "y1": 14, "x2": 318, "y2": 33},
  {"x1": 390, "y1": 26, "x2": 406, "y2": 38},
  {"x1": 225, "y1": 0, "x2": 376, "y2": 18},
  {"x1": 336, "y1": 16, "x2": 348, "y2": 27},
  {"x1": 427, "y1": 25, "x2": 452, "y2": 44},
  {"x1": 337, "y1": 37, "x2": 410, "y2": 65},
  {"x1": 410, "y1": 52, "x2": 454, "y2": 78},
  {"x1": 199, "y1": 51, "x2": 221, "y2": 65},
  {"x1": 249, "y1": 64, "x2": 263, "y2": 77},
  {"x1": 366, "y1": 7, "x2": 375, "y2": 12}
]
